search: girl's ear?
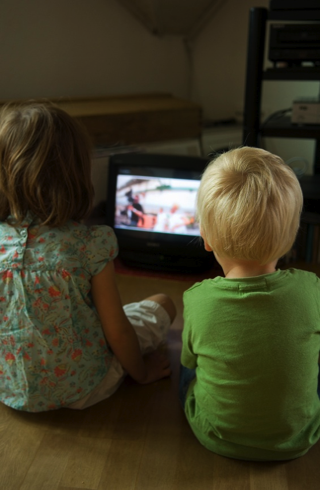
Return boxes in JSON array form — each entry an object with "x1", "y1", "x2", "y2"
[{"x1": 200, "y1": 228, "x2": 213, "y2": 252}]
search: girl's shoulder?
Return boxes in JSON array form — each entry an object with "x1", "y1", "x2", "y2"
[
  {"x1": 0, "y1": 217, "x2": 118, "y2": 272},
  {"x1": 40, "y1": 220, "x2": 118, "y2": 255},
  {"x1": 1, "y1": 215, "x2": 116, "y2": 245},
  {"x1": 54, "y1": 222, "x2": 118, "y2": 276},
  {"x1": 67, "y1": 221, "x2": 116, "y2": 241},
  {"x1": 31, "y1": 220, "x2": 116, "y2": 246},
  {"x1": 60, "y1": 221, "x2": 118, "y2": 252}
]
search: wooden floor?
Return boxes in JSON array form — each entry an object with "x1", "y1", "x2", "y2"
[{"x1": 0, "y1": 268, "x2": 320, "y2": 490}]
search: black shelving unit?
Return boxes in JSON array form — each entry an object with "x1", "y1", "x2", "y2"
[
  {"x1": 243, "y1": 6, "x2": 320, "y2": 175},
  {"x1": 243, "y1": 5, "x2": 320, "y2": 266}
]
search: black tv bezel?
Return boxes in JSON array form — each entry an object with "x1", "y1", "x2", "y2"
[{"x1": 106, "y1": 152, "x2": 214, "y2": 272}]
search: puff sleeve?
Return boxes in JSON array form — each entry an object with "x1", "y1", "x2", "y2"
[{"x1": 82, "y1": 225, "x2": 119, "y2": 276}]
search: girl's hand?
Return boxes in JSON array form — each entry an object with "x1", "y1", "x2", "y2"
[{"x1": 139, "y1": 349, "x2": 171, "y2": 384}]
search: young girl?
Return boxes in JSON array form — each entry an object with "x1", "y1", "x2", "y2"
[{"x1": 0, "y1": 101, "x2": 176, "y2": 412}]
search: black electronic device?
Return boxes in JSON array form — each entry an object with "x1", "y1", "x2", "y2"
[
  {"x1": 106, "y1": 152, "x2": 214, "y2": 273},
  {"x1": 269, "y1": 23, "x2": 320, "y2": 64}
]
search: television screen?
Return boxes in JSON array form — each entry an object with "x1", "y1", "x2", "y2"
[
  {"x1": 106, "y1": 153, "x2": 214, "y2": 273},
  {"x1": 114, "y1": 173, "x2": 200, "y2": 237}
]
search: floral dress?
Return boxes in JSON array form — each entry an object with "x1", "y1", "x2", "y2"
[{"x1": 0, "y1": 213, "x2": 118, "y2": 412}]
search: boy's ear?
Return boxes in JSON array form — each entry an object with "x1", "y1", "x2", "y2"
[
  {"x1": 200, "y1": 229, "x2": 213, "y2": 252},
  {"x1": 203, "y1": 240, "x2": 213, "y2": 252}
]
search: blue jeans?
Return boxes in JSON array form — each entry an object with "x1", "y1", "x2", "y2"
[{"x1": 179, "y1": 365, "x2": 196, "y2": 409}]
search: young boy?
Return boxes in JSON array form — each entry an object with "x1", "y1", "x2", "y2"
[{"x1": 180, "y1": 147, "x2": 320, "y2": 461}]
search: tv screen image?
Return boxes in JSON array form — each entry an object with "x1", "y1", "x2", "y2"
[
  {"x1": 106, "y1": 153, "x2": 215, "y2": 273},
  {"x1": 114, "y1": 174, "x2": 200, "y2": 237}
]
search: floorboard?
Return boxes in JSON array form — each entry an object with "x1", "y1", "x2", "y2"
[{"x1": 0, "y1": 268, "x2": 320, "y2": 490}]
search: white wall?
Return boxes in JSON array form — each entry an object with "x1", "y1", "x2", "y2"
[
  {"x1": 190, "y1": 0, "x2": 270, "y2": 121},
  {"x1": 0, "y1": 0, "x2": 189, "y2": 100},
  {"x1": 1, "y1": 0, "x2": 318, "y2": 172}
]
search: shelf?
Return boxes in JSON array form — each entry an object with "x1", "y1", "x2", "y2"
[
  {"x1": 301, "y1": 211, "x2": 320, "y2": 224},
  {"x1": 260, "y1": 116, "x2": 320, "y2": 139},
  {"x1": 263, "y1": 67, "x2": 320, "y2": 81},
  {"x1": 298, "y1": 175, "x2": 320, "y2": 201},
  {"x1": 268, "y1": 10, "x2": 319, "y2": 21}
]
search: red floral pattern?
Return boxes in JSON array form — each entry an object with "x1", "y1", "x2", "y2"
[{"x1": 0, "y1": 214, "x2": 118, "y2": 412}]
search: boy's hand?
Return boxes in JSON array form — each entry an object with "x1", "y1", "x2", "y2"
[{"x1": 139, "y1": 349, "x2": 171, "y2": 384}]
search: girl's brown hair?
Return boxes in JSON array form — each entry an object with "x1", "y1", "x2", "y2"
[{"x1": 0, "y1": 100, "x2": 94, "y2": 226}]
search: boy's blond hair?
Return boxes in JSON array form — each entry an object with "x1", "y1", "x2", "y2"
[
  {"x1": 197, "y1": 147, "x2": 303, "y2": 264},
  {"x1": 0, "y1": 101, "x2": 94, "y2": 227}
]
